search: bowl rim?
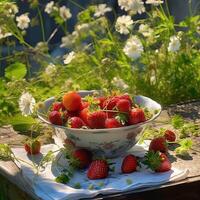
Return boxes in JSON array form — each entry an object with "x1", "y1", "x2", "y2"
[{"x1": 37, "y1": 95, "x2": 162, "y2": 133}]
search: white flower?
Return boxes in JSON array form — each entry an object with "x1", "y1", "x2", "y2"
[
  {"x1": 118, "y1": 0, "x2": 145, "y2": 14},
  {"x1": 138, "y1": 24, "x2": 153, "y2": 37},
  {"x1": 115, "y1": 15, "x2": 133, "y2": 35},
  {"x1": 111, "y1": 77, "x2": 129, "y2": 90},
  {"x1": 59, "y1": 6, "x2": 72, "y2": 21},
  {"x1": 60, "y1": 35, "x2": 75, "y2": 48},
  {"x1": 7, "y1": 3, "x2": 18, "y2": 17},
  {"x1": 168, "y1": 36, "x2": 181, "y2": 52},
  {"x1": 63, "y1": 51, "x2": 75, "y2": 64},
  {"x1": 0, "y1": 27, "x2": 12, "y2": 40},
  {"x1": 45, "y1": 63, "x2": 56, "y2": 76},
  {"x1": 19, "y1": 92, "x2": 36, "y2": 116},
  {"x1": 94, "y1": 4, "x2": 112, "y2": 17},
  {"x1": 45, "y1": 1, "x2": 55, "y2": 14},
  {"x1": 16, "y1": 14, "x2": 30, "y2": 30},
  {"x1": 123, "y1": 36, "x2": 144, "y2": 59},
  {"x1": 76, "y1": 23, "x2": 90, "y2": 33},
  {"x1": 146, "y1": 0, "x2": 163, "y2": 6}
]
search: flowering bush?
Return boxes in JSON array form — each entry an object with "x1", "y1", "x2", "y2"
[{"x1": 0, "y1": 0, "x2": 200, "y2": 131}]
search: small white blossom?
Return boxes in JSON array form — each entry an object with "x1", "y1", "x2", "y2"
[
  {"x1": 94, "y1": 4, "x2": 112, "y2": 17},
  {"x1": 0, "y1": 28, "x2": 12, "y2": 40},
  {"x1": 138, "y1": 24, "x2": 153, "y2": 37},
  {"x1": 146, "y1": 0, "x2": 163, "y2": 6},
  {"x1": 7, "y1": 3, "x2": 18, "y2": 17},
  {"x1": 168, "y1": 35, "x2": 181, "y2": 52},
  {"x1": 59, "y1": 6, "x2": 72, "y2": 21},
  {"x1": 45, "y1": 63, "x2": 57, "y2": 76},
  {"x1": 16, "y1": 14, "x2": 30, "y2": 30},
  {"x1": 118, "y1": 0, "x2": 145, "y2": 14},
  {"x1": 112, "y1": 77, "x2": 129, "y2": 90},
  {"x1": 123, "y1": 36, "x2": 144, "y2": 59},
  {"x1": 115, "y1": 15, "x2": 133, "y2": 35},
  {"x1": 19, "y1": 92, "x2": 36, "y2": 116},
  {"x1": 76, "y1": 23, "x2": 90, "y2": 33},
  {"x1": 45, "y1": 1, "x2": 55, "y2": 14},
  {"x1": 63, "y1": 51, "x2": 75, "y2": 64},
  {"x1": 60, "y1": 35, "x2": 75, "y2": 48}
]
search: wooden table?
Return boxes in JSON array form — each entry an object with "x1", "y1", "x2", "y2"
[{"x1": 1, "y1": 102, "x2": 200, "y2": 200}]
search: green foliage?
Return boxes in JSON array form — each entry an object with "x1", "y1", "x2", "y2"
[
  {"x1": 175, "y1": 138, "x2": 193, "y2": 156},
  {"x1": 5, "y1": 62, "x2": 27, "y2": 80},
  {"x1": 171, "y1": 115, "x2": 185, "y2": 129},
  {"x1": 9, "y1": 115, "x2": 38, "y2": 132}
]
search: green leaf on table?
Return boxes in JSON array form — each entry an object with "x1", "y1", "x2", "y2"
[
  {"x1": 5, "y1": 62, "x2": 27, "y2": 80},
  {"x1": 9, "y1": 114, "x2": 37, "y2": 132},
  {"x1": 175, "y1": 138, "x2": 193, "y2": 156},
  {"x1": 0, "y1": 144, "x2": 12, "y2": 161},
  {"x1": 171, "y1": 115, "x2": 184, "y2": 129}
]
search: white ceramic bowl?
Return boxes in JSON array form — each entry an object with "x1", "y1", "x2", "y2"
[{"x1": 37, "y1": 92, "x2": 161, "y2": 158}]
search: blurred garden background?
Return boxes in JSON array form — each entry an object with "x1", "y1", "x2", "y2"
[{"x1": 0, "y1": 0, "x2": 200, "y2": 132}]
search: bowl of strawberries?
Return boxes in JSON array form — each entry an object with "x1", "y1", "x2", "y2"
[{"x1": 37, "y1": 91, "x2": 161, "y2": 158}]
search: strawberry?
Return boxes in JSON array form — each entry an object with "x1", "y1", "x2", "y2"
[
  {"x1": 105, "y1": 118, "x2": 122, "y2": 128},
  {"x1": 62, "y1": 91, "x2": 81, "y2": 112},
  {"x1": 149, "y1": 137, "x2": 168, "y2": 153},
  {"x1": 87, "y1": 111, "x2": 107, "y2": 129},
  {"x1": 67, "y1": 117, "x2": 85, "y2": 128},
  {"x1": 128, "y1": 108, "x2": 146, "y2": 125},
  {"x1": 121, "y1": 154, "x2": 137, "y2": 173},
  {"x1": 80, "y1": 101, "x2": 89, "y2": 110},
  {"x1": 119, "y1": 94, "x2": 133, "y2": 105},
  {"x1": 52, "y1": 102, "x2": 66, "y2": 111},
  {"x1": 116, "y1": 99, "x2": 131, "y2": 113},
  {"x1": 164, "y1": 130, "x2": 176, "y2": 142},
  {"x1": 143, "y1": 151, "x2": 171, "y2": 172},
  {"x1": 49, "y1": 111, "x2": 63, "y2": 126},
  {"x1": 72, "y1": 149, "x2": 92, "y2": 169},
  {"x1": 102, "y1": 96, "x2": 119, "y2": 110},
  {"x1": 96, "y1": 97, "x2": 106, "y2": 109},
  {"x1": 24, "y1": 139, "x2": 41, "y2": 155},
  {"x1": 87, "y1": 160, "x2": 109, "y2": 179},
  {"x1": 79, "y1": 108, "x2": 89, "y2": 126}
]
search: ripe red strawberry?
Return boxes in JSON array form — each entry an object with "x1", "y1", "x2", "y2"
[
  {"x1": 149, "y1": 137, "x2": 168, "y2": 153},
  {"x1": 80, "y1": 101, "x2": 89, "y2": 110},
  {"x1": 121, "y1": 154, "x2": 137, "y2": 173},
  {"x1": 49, "y1": 111, "x2": 63, "y2": 126},
  {"x1": 119, "y1": 94, "x2": 133, "y2": 105},
  {"x1": 96, "y1": 97, "x2": 106, "y2": 109},
  {"x1": 143, "y1": 151, "x2": 171, "y2": 172},
  {"x1": 68, "y1": 117, "x2": 85, "y2": 128},
  {"x1": 116, "y1": 99, "x2": 131, "y2": 113},
  {"x1": 72, "y1": 149, "x2": 92, "y2": 169},
  {"x1": 62, "y1": 91, "x2": 82, "y2": 112},
  {"x1": 105, "y1": 118, "x2": 122, "y2": 128},
  {"x1": 24, "y1": 139, "x2": 41, "y2": 155},
  {"x1": 102, "y1": 96, "x2": 119, "y2": 110},
  {"x1": 52, "y1": 102, "x2": 66, "y2": 111},
  {"x1": 87, "y1": 111, "x2": 107, "y2": 129},
  {"x1": 164, "y1": 130, "x2": 176, "y2": 142},
  {"x1": 87, "y1": 160, "x2": 109, "y2": 179},
  {"x1": 79, "y1": 108, "x2": 89, "y2": 126},
  {"x1": 128, "y1": 108, "x2": 146, "y2": 125}
]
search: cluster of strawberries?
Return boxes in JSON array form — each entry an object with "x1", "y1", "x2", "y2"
[
  {"x1": 48, "y1": 91, "x2": 146, "y2": 129},
  {"x1": 63, "y1": 130, "x2": 176, "y2": 180},
  {"x1": 23, "y1": 129, "x2": 176, "y2": 180}
]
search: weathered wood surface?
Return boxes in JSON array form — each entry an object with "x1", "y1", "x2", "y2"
[{"x1": 0, "y1": 102, "x2": 200, "y2": 200}]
